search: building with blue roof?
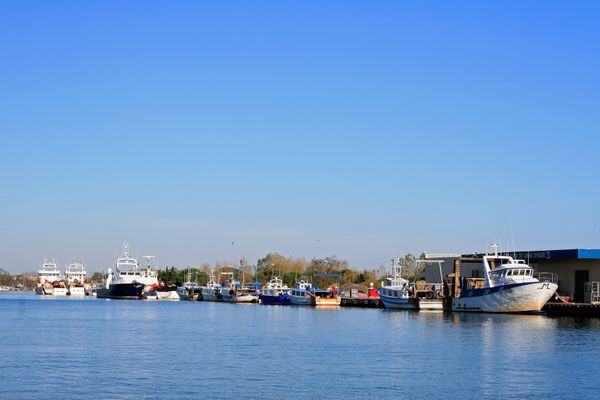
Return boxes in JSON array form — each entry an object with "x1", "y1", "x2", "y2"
[
  {"x1": 424, "y1": 248, "x2": 600, "y2": 303},
  {"x1": 510, "y1": 249, "x2": 600, "y2": 302}
]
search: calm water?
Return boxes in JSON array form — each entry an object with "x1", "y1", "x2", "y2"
[{"x1": 1, "y1": 293, "x2": 599, "y2": 399}]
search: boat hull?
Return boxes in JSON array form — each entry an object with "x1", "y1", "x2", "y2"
[
  {"x1": 201, "y1": 289, "x2": 222, "y2": 301},
  {"x1": 418, "y1": 298, "x2": 444, "y2": 312},
  {"x1": 288, "y1": 294, "x2": 315, "y2": 306},
  {"x1": 379, "y1": 294, "x2": 418, "y2": 310},
  {"x1": 69, "y1": 287, "x2": 86, "y2": 296},
  {"x1": 156, "y1": 290, "x2": 180, "y2": 301},
  {"x1": 177, "y1": 288, "x2": 190, "y2": 301},
  {"x1": 259, "y1": 294, "x2": 290, "y2": 305},
  {"x1": 222, "y1": 293, "x2": 259, "y2": 303},
  {"x1": 53, "y1": 287, "x2": 68, "y2": 296},
  {"x1": 452, "y1": 281, "x2": 558, "y2": 313},
  {"x1": 96, "y1": 282, "x2": 144, "y2": 300}
]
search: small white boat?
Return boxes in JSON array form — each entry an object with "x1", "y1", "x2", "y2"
[
  {"x1": 156, "y1": 285, "x2": 180, "y2": 301},
  {"x1": 378, "y1": 257, "x2": 417, "y2": 310}
]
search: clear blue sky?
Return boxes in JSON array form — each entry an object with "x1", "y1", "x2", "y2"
[{"x1": 1, "y1": 1, "x2": 599, "y2": 273}]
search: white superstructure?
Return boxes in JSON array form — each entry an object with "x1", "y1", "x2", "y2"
[{"x1": 112, "y1": 247, "x2": 159, "y2": 289}]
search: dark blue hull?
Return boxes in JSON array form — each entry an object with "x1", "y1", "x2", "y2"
[
  {"x1": 96, "y1": 282, "x2": 144, "y2": 300},
  {"x1": 259, "y1": 294, "x2": 290, "y2": 305}
]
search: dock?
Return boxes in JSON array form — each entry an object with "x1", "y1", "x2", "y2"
[
  {"x1": 340, "y1": 297, "x2": 383, "y2": 308},
  {"x1": 543, "y1": 302, "x2": 600, "y2": 317}
]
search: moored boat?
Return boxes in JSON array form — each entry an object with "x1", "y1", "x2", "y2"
[
  {"x1": 65, "y1": 261, "x2": 87, "y2": 296},
  {"x1": 259, "y1": 276, "x2": 289, "y2": 305},
  {"x1": 96, "y1": 242, "x2": 146, "y2": 300},
  {"x1": 35, "y1": 259, "x2": 61, "y2": 295},
  {"x1": 288, "y1": 279, "x2": 336, "y2": 306},
  {"x1": 288, "y1": 280, "x2": 316, "y2": 306},
  {"x1": 176, "y1": 286, "x2": 190, "y2": 301},
  {"x1": 219, "y1": 268, "x2": 260, "y2": 303},
  {"x1": 156, "y1": 284, "x2": 180, "y2": 300},
  {"x1": 200, "y1": 269, "x2": 222, "y2": 301},
  {"x1": 450, "y1": 245, "x2": 558, "y2": 313},
  {"x1": 378, "y1": 257, "x2": 417, "y2": 310}
]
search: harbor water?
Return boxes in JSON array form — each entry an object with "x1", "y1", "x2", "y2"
[{"x1": 1, "y1": 293, "x2": 599, "y2": 399}]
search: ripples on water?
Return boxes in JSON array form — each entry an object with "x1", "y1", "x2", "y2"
[{"x1": 1, "y1": 293, "x2": 599, "y2": 399}]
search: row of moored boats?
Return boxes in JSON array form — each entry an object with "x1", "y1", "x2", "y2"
[{"x1": 35, "y1": 242, "x2": 559, "y2": 313}]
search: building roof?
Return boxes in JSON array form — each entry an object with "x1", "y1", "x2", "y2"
[{"x1": 506, "y1": 249, "x2": 600, "y2": 262}]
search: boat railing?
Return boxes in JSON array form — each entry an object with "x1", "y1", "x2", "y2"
[
  {"x1": 584, "y1": 281, "x2": 600, "y2": 303},
  {"x1": 535, "y1": 272, "x2": 558, "y2": 284}
]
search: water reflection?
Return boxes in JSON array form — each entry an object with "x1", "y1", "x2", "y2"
[{"x1": 1, "y1": 294, "x2": 600, "y2": 399}]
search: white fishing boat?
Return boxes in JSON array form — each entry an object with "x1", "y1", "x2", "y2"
[
  {"x1": 288, "y1": 280, "x2": 316, "y2": 306},
  {"x1": 65, "y1": 261, "x2": 87, "y2": 296},
  {"x1": 378, "y1": 257, "x2": 417, "y2": 310},
  {"x1": 35, "y1": 259, "x2": 61, "y2": 295},
  {"x1": 451, "y1": 245, "x2": 558, "y2": 313}
]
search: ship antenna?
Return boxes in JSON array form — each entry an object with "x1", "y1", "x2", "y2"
[
  {"x1": 491, "y1": 243, "x2": 499, "y2": 257},
  {"x1": 509, "y1": 223, "x2": 516, "y2": 258}
]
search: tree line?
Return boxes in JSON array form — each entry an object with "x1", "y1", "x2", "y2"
[{"x1": 149, "y1": 252, "x2": 426, "y2": 287}]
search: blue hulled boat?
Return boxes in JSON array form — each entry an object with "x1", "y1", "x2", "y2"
[{"x1": 259, "y1": 277, "x2": 289, "y2": 305}]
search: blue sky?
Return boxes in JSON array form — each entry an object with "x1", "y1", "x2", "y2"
[{"x1": 1, "y1": 1, "x2": 599, "y2": 273}]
